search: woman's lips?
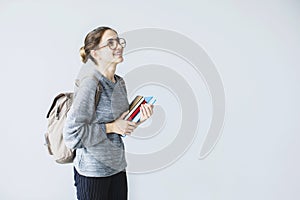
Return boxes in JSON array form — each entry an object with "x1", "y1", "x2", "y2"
[{"x1": 114, "y1": 51, "x2": 123, "y2": 56}]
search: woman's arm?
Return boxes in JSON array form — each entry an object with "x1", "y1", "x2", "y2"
[{"x1": 63, "y1": 77, "x2": 107, "y2": 149}]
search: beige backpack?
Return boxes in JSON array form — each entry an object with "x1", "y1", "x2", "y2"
[{"x1": 44, "y1": 77, "x2": 102, "y2": 164}]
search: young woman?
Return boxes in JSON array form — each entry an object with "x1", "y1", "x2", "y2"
[{"x1": 63, "y1": 26, "x2": 154, "y2": 200}]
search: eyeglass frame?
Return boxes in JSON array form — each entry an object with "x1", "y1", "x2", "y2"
[{"x1": 95, "y1": 37, "x2": 126, "y2": 51}]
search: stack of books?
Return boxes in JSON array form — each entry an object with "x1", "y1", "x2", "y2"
[{"x1": 124, "y1": 95, "x2": 156, "y2": 122}]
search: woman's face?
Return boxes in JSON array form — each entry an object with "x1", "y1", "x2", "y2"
[{"x1": 93, "y1": 29, "x2": 124, "y2": 66}]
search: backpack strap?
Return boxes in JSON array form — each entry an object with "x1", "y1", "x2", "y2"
[
  {"x1": 94, "y1": 81, "x2": 102, "y2": 109},
  {"x1": 88, "y1": 75, "x2": 102, "y2": 109},
  {"x1": 46, "y1": 93, "x2": 67, "y2": 118}
]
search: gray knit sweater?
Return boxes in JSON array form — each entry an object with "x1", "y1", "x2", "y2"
[{"x1": 63, "y1": 59, "x2": 129, "y2": 177}]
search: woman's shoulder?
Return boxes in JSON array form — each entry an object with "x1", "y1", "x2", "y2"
[
  {"x1": 76, "y1": 61, "x2": 101, "y2": 82},
  {"x1": 73, "y1": 67, "x2": 100, "y2": 92}
]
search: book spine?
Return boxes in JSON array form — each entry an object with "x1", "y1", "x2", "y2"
[
  {"x1": 128, "y1": 96, "x2": 143, "y2": 110},
  {"x1": 128, "y1": 100, "x2": 146, "y2": 121},
  {"x1": 131, "y1": 98, "x2": 156, "y2": 122},
  {"x1": 148, "y1": 98, "x2": 156, "y2": 105},
  {"x1": 132, "y1": 112, "x2": 141, "y2": 123},
  {"x1": 125, "y1": 97, "x2": 145, "y2": 120}
]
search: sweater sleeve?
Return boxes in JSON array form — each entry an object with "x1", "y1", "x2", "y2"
[{"x1": 63, "y1": 77, "x2": 107, "y2": 149}]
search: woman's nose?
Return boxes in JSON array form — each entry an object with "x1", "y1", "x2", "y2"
[{"x1": 116, "y1": 42, "x2": 123, "y2": 50}]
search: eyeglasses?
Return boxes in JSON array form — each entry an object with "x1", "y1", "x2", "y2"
[{"x1": 96, "y1": 37, "x2": 126, "y2": 50}]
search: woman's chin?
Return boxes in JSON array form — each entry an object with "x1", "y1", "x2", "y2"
[{"x1": 114, "y1": 57, "x2": 124, "y2": 63}]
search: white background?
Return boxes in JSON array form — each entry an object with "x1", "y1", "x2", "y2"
[{"x1": 0, "y1": 0, "x2": 299, "y2": 199}]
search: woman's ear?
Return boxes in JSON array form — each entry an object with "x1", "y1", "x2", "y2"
[
  {"x1": 90, "y1": 49, "x2": 97, "y2": 59},
  {"x1": 90, "y1": 50, "x2": 101, "y2": 61}
]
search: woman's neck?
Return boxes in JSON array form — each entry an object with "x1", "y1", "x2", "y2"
[{"x1": 95, "y1": 61, "x2": 117, "y2": 82}]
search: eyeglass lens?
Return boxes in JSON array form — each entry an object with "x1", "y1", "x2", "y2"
[{"x1": 107, "y1": 38, "x2": 126, "y2": 50}]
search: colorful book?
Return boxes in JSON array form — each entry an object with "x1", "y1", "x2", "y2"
[
  {"x1": 124, "y1": 95, "x2": 156, "y2": 122},
  {"x1": 131, "y1": 96, "x2": 156, "y2": 122},
  {"x1": 124, "y1": 96, "x2": 145, "y2": 120},
  {"x1": 128, "y1": 101, "x2": 145, "y2": 121}
]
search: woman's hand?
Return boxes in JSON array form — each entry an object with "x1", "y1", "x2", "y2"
[
  {"x1": 138, "y1": 103, "x2": 154, "y2": 125},
  {"x1": 106, "y1": 111, "x2": 138, "y2": 136}
]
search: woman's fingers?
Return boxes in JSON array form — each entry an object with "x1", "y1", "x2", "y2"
[
  {"x1": 119, "y1": 104, "x2": 154, "y2": 135},
  {"x1": 128, "y1": 121, "x2": 138, "y2": 127},
  {"x1": 140, "y1": 104, "x2": 146, "y2": 118},
  {"x1": 123, "y1": 121, "x2": 138, "y2": 135},
  {"x1": 141, "y1": 104, "x2": 153, "y2": 118},
  {"x1": 115, "y1": 118, "x2": 136, "y2": 135}
]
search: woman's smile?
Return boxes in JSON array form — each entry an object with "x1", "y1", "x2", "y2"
[{"x1": 113, "y1": 50, "x2": 123, "y2": 56}]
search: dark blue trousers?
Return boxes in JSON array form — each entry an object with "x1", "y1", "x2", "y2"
[{"x1": 74, "y1": 167, "x2": 128, "y2": 200}]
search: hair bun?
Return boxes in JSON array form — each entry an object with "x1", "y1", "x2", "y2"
[{"x1": 79, "y1": 46, "x2": 87, "y2": 63}]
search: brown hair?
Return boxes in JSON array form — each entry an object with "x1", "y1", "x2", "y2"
[{"x1": 80, "y1": 26, "x2": 116, "y2": 64}]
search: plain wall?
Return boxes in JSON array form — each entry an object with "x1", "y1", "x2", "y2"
[{"x1": 0, "y1": 0, "x2": 299, "y2": 199}]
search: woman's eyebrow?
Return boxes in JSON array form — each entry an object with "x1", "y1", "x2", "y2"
[{"x1": 107, "y1": 36, "x2": 119, "y2": 41}]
